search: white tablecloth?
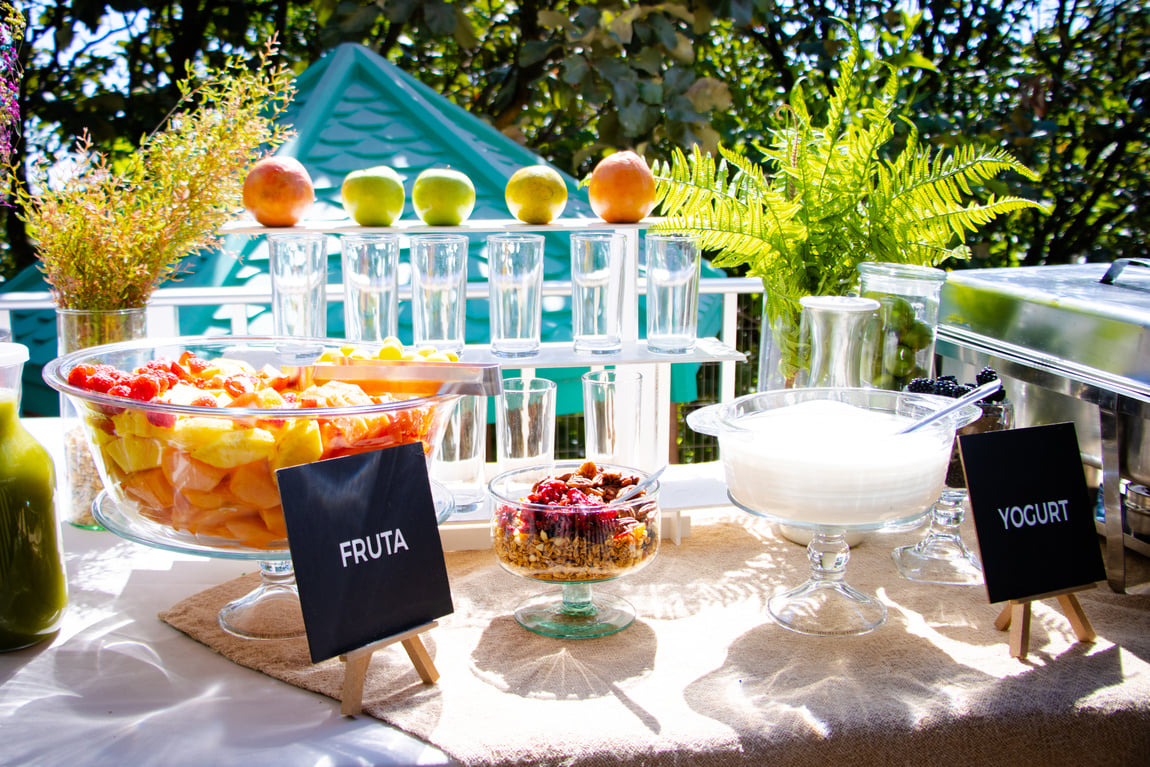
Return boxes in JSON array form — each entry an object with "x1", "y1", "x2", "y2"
[{"x1": 2, "y1": 418, "x2": 454, "y2": 766}]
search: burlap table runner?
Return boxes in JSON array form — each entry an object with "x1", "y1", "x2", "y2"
[{"x1": 160, "y1": 511, "x2": 1150, "y2": 766}]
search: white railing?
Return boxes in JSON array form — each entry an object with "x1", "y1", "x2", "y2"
[{"x1": 0, "y1": 276, "x2": 765, "y2": 464}]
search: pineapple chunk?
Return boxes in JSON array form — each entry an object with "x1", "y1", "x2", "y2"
[
  {"x1": 171, "y1": 417, "x2": 235, "y2": 452},
  {"x1": 189, "y1": 427, "x2": 277, "y2": 469},
  {"x1": 104, "y1": 434, "x2": 164, "y2": 474},
  {"x1": 272, "y1": 419, "x2": 325, "y2": 470}
]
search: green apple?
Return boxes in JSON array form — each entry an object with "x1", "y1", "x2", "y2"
[
  {"x1": 412, "y1": 168, "x2": 476, "y2": 226},
  {"x1": 340, "y1": 166, "x2": 406, "y2": 226}
]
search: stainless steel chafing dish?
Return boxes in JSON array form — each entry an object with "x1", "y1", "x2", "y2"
[{"x1": 937, "y1": 259, "x2": 1150, "y2": 593}]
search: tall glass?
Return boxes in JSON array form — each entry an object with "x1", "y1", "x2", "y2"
[
  {"x1": 430, "y1": 394, "x2": 488, "y2": 515},
  {"x1": 341, "y1": 234, "x2": 399, "y2": 342},
  {"x1": 268, "y1": 233, "x2": 328, "y2": 338},
  {"x1": 857, "y1": 262, "x2": 945, "y2": 391},
  {"x1": 570, "y1": 232, "x2": 624, "y2": 354},
  {"x1": 495, "y1": 377, "x2": 556, "y2": 473},
  {"x1": 645, "y1": 232, "x2": 701, "y2": 354},
  {"x1": 487, "y1": 233, "x2": 544, "y2": 358},
  {"x1": 582, "y1": 369, "x2": 642, "y2": 466},
  {"x1": 411, "y1": 234, "x2": 469, "y2": 354}
]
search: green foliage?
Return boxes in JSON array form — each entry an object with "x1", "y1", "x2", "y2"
[
  {"x1": 2, "y1": 0, "x2": 1146, "y2": 285},
  {"x1": 17, "y1": 42, "x2": 295, "y2": 309},
  {"x1": 650, "y1": 23, "x2": 1046, "y2": 331}
]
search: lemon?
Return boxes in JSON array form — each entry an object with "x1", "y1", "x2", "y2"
[{"x1": 505, "y1": 165, "x2": 568, "y2": 224}]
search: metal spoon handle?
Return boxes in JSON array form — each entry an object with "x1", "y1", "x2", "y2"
[
  {"x1": 899, "y1": 379, "x2": 1003, "y2": 434},
  {"x1": 612, "y1": 464, "x2": 667, "y2": 504}
]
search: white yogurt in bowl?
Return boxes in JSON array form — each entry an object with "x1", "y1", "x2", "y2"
[{"x1": 719, "y1": 399, "x2": 953, "y2": 528}]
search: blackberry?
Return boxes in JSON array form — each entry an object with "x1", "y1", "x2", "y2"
[
  {"x1": 975, "y1": 366, "x2": 999, "y2": 386},
  {"x1": 954, "y1": 383, "x2": 975, "y2": 398},
  {"x1": 938, "y1": 375, "x2": 958, "y2": 383},
  {"x1": 905, "y1": 377, "x2": 934, "y2": 394},
  {"x1": 933, "y1": 379, "x2": 962, "y2": 398}
]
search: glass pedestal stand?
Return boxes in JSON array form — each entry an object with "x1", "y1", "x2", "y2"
[
  {"x1": 768, "y1": 527, "x2": 886, "y2": 636},
  {"x1": 217, "y1": 559, "x2": 306, "y2": 640},
  {"x1": 514, "y1": 582, "x2": 636, "y2": 640},
  {"x1": 93, "y1": 482, "x2": 456, "y2": 641},
  {"x1": 892, "y1": 489, "x2": 983, "y2": 585}
]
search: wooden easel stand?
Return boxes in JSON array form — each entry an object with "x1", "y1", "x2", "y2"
[
  {"x1": 339, "y1": 620, "x2": 440, "y2": 716},
  {"x1": 994, "y1": 586, "x2": 1097, "y2": 659}
]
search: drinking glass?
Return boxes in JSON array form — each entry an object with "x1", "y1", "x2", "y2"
[
  {"x1": 410, "y1": 234, "x2": 469, "y2": 354},
  {"x1": 487, "y1": 233, "x2": 544, "y2": 358},
  {"x1": 430, "y1": 394, "x2": 489, "y2": 515},
  {"x1": 570, "y1": 232, "x2": 624, "y2": 354},
  {"x1": 340, "y1": 233, "x2": 399, "y2": 342},
  {"x1": 645, "y1": 232, "x2": 701, "y2": 354},
  {"x1": 268, "y1": 233, "x2": 328, "y2": 338},
  {"x1": 495, "y1": 377, "x2": 556, "y2": 473},
  {"x1": 582, "y1": 369, "x2": 642, "y2": 466}
]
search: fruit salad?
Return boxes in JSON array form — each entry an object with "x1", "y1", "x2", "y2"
[
  {"x1": 64, "y1": 340, "x2": 454, "y2": 550},
  {"x1": 491, "y1": 461, "x2": 660, "y2": 582}
]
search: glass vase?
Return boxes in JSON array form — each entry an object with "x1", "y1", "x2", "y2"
[
  {"x1": 756, "y1": 302, "x2": 804, "y2": 390},
  {"x1": 56, "y1": 307, "x2": 147, "y2": 528},
  {"x1": 856, "y1": 263, "x2": 946, "y2": 391}
]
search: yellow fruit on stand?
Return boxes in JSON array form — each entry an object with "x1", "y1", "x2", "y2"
[{"x1": 505, "y1": 165, "x2": 568, "y2": 224}]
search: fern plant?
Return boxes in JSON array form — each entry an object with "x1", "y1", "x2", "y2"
[{"x1": 650, "y1": 22, "x2": 1046, "y2": 384}]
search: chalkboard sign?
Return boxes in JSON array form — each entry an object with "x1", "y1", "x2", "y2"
[
  {"x1": 276, "y1": 443, "x2": 454, "y2": 664},
  {"x1": 960, "y1": 422, "x2": 1106, "y2": 604}
]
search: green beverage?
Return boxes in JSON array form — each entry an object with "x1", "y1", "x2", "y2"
[{"x1": 0, "y1": 344, "x2": 67, "y2": 651}]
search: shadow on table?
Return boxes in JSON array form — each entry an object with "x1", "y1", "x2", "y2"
[
  {"x1": 469, "y1": 615, "x2": 657, "y2": 700},
  {"x1": 683, "y1": 586, "x2": 1150, "y2": 765}
]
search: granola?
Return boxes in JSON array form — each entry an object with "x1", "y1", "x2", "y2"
[{"x1": 492, "y1": 461, "x2": 659, "y2": 581}]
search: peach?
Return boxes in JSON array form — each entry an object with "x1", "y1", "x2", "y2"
[{"x1": 242, "y1": 156, "x2": 315, "y2": 227}]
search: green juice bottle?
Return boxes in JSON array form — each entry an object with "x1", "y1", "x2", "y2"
[{"x1": 0, "y1": 343, "x2": 67, "y2": 651}]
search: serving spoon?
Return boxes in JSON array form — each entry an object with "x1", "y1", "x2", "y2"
[{"x1": 898, "y1": 379, "x2": 1003, "y2": 434}]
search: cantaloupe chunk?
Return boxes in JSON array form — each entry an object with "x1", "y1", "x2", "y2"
[
  {"x1": 161, "y1": 449, "x2": 228, "y2": 492},
  {"x1": 225, "y1": 515, "x2": 282, "y2": 549},
  {"x1": 259, "y1": 506, "x2": 288, "y2": 539},
  {"x1": 121, "y1": 467, "x2": 175, "y2": 511},
  {"x1": 229, "y1": 460, "x2": 281, "y2": 509}
]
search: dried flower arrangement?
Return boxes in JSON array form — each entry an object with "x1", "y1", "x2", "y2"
[{"x1": 17, "y1": 40, "x2": 296, "y2": 311}]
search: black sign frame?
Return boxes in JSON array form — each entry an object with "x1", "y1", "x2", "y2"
[
  {"x1": 276, "y1": 443, "x2": 454, "y2": 664},
  {"x1": 960, "y1": 422, "x2": 1106, "y2": 604}
]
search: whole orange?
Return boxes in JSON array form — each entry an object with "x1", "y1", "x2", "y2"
[
  {"x1": 243, "y1": 156, "x2": 315, "y2": 227},
  {"x1": 587, "y1": 150, "x2": 656, "y2": 223}
]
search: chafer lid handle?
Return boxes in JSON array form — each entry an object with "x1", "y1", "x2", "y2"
[{"x1": 1100, "y1": 258, "x2": 1150, "y2": 285}]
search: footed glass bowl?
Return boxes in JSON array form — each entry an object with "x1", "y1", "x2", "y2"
[
  {"x1": 489, "y1": 461, "x2": 660, "y2": 638},
  {"x1": 716, "y1": 388, "x2": 979, "y2": 636},
  {"x1": 44, "y1": 335, "x2": 462, "y2": 639}
]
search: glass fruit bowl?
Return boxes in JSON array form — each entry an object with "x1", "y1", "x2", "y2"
[
  {"x1": 489, "y1": 460, "x2": 660, "y2": 638},
  {"x1": 43, "y1": 335, "x2": 463, "y2": 639},
  {"x1": 716, "y1": 388, "x2": 979, "y2": 636}
]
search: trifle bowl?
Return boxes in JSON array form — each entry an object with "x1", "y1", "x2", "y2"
[
  {"x1": 489, "y1": 460, "x2": 660, "y2": 639},
  {"x1": 717, "y1": 388, "x2": 979, "y2": 636},
  {"x1": 43, "y1": 335, "x2": 462, "y2": 639}
]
